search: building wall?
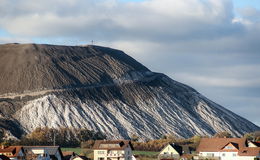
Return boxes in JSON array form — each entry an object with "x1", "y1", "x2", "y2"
[
  {"x1": 55, "y1": 151, "x2": 62, "y2": 160},
  {"x1": 237, "y1": 156, "x2": 258, "y2": 160},
  {"x1": 94, "y1": 150, "x2": 108, "y2": 160},
  {"x1": 94, "y1": 147, "x2": 133, "y2": 160},
  {"x1": 219, "y1": 152, "x2": 238, "y2": 160},
  {"x1": 124, "y1": 146, "x2": 132, "y2": 160},
  {"x1": 17, "y1": 150, "x2": 25, "y2": 160},
  {"x1": 159, "y1": 145, "x2": 179, "y2": 155},
  {"x1": 158, "y1": 144, "x2": 180, "y2": 159},
  {"x1": 248, "y1": 142, "x2": 258, "y2": 147},
  {"x1": 199, "y1": 152, "x2": 258, "y2": 160}
]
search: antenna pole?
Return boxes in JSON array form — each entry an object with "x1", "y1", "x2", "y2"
[{"x1": 53, "y1": 132, "x2": 56, "y2": 146}]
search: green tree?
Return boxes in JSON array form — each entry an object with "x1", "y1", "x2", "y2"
[
  {"x1": 130, "y1": 134, "x2": 140, "y2": 142},
  {"x1": 244, "y1": 133, "x2": 254, "y2": 141},
  {"x1": 214, "y1": 132, "x2": 232, "y2": 138},
  {"x1": 0, "y1": 129, "x2": 4, "y2": 143}
]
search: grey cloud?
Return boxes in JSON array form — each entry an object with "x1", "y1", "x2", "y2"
[
  {"x1": 0, "y1": 0, "x2": 243, "y2": 41},
  {"x1": 237, "y1": 7, "x2": 260, "y2": 22},
  {"x1": 0, "y1": 0, "x2": 259, "y2": 126}
]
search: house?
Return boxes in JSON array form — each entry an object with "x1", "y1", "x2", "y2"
[
  {"x1": 248, "y1": 141, "x2": 260, "y2": 147},
  {"x1": 158, "y1": 143, "x2": 182, "y2": 160},
  {"x1": 0, "y1": 146, "x2": 25, "y2": 160},
  {"x1": 93, "y1": 140, "x2": 133, "y2": 160},
  {"x1": 23, "y1": 146, "x2": 63, "y2": 160},
  {"x1": 62, "y1": 151, "x2": 76, "y2": 160},
  {"x1": 158, "y1": 143, "x2": 192, "y2": 160},
  {"x1": 70, "y1": 155, "x2": 90, "y2": 160},
  {"x1": 62, "y1": 151, "x2": 90, "y2": 160},
  {"x1": 196, "y1": 138, "x2": 260, "y2": 160}
]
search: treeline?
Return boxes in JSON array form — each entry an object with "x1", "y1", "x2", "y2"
[
  {"x1": 10, "y1": 127, "x2": 106, "y2": 147},
  {"x1": 0, "y1": 129, "x2": 4, "y2": 143},
  {"x1": 130, "y1": 131, "x2": 260, "y2": 151},
  {"x1": 131, "y1": 135, "x2": 201, "y2": 151},
  {"x1": 2, "y1": 129, "x2": 260, "y2": 150}
]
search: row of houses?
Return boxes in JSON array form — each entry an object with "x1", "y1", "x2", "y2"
[
  {"x1": 195, "y1": 138, "x2": 260, "y2": 160},
  {"x1": 0, "y1": 145, "x2": 89, "y2": 160},
  {"x1": 157, "y1": 138, "x2": 260, "y2": 160},
  {"x1": 0, "y1": 137, "x2": 259, "y2": 160},
  {"x1": 93, "y1": 138, "x2": 260, "y2": 160}
]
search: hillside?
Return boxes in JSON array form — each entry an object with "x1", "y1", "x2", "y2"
[{"x1": 0, "y1": 43, "x2": 259, "y2": 139}]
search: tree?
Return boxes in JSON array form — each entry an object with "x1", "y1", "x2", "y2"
[
  {"x1": 161, "y1": 134, "x2": 167, "y2": 139},
  {"x1": 244, "y1": 133, "x2": 254, "y2": 141},
  {"x1": 213, "y1": 132, "x2": 232, "y2": 138},
  {"x1": 191, "y1": 135, "x2": 201, "y2": 144},
  {"x1": 0, "y1": 129, "x2": 4, "y2": 143},
  {"x1": 244, "y1": 131, "x2": 260, "y2": 141},
  {"x1": 78, "y1": 129, "x2": 95, "y2": 141},
  {"x1": 130, "y1": 134, "x2": 139, "y2": 142}
]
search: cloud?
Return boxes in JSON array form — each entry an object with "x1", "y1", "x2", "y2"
[
  {"x1": 0, "y1": 0, "x2": 259, "y2": 125},
  {"x1": 173, "y1": 73, "x2": 260, "y2": 87},
  {"x1": 236, "y1": 7, "x2": 260, "y2": 22},
  {"x1": 1, "y1": 0, "x2": 259, "y2": 54},
  {"x1": 0, "y1": 37, "x2": 31, "y2": 44},
  {"x1": 0, "y1": 0, "x2": 239, "y2": 40}
]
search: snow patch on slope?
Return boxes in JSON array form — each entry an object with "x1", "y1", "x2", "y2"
[{"x1": 15, "y1": 82, "x2": 258, "y2": 139}]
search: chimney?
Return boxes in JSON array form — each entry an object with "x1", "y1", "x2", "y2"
[{"x1": 1, "y1": 145, "x2": 5, "y2": 149}]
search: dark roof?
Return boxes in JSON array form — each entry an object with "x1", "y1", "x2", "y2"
[
  {"x1": 93, "y1": 140, "x2": 133, "y2": 150},
  {"x1": 0, "y1": 155, "x2": 10, "y2": 160},
  {"x1": 250, "y1": 141, "x2": 260, "y2": 147},
  {"x1": 169, "y1": 144, "x2": 182, "y2": 155}
]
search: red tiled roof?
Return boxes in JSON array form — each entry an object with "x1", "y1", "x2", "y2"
[
  {"x1": 62, "y1": 151, "x2": 76, "y2": 156},
  {"x1": 197, "y1": 138, "x2": 247, "y2": 152},
  {"x1": 197, "y1": 138, "x2": 260, "y2": 157},
  {"x1": 93, "y1": 140, "x2": 133, "y2": 150},
  {"x1": 238, "y1": 147, "x2": 260, "y2": 156},
  {"x1": 0, "y1": 146, "x2": 23, "y2": 158}
]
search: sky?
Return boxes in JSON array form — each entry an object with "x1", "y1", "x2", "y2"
[{"x1": 0, "y1": 0, "x2": 259, "y2": 126}]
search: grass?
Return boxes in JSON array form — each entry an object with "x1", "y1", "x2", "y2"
[
  {"x1": 61, "y1": 148, "x2": 82, "y2": 155},
  {"x1": 133, "y1": 150, "x2": 159, "y2": 160},
  {"x1": 133, "y1": 150, "x2": 159, "y2": 156},
  {"x1": 61, "y1": 148, "x2": 93, "y2": 159}
]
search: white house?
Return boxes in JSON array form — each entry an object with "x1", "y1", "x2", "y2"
[
  {"x1": 23, "y1": 146, "x2": 63, "y2": 160},
  {"x1": 93, "y1": 140, "x2": 133, "y2": 160},
  {"x1": 158, "y1": 143, "x2": 182, "y2": 160},
  {"x1": 196, "y1": 138, "x2": 260, "y2": 160}
]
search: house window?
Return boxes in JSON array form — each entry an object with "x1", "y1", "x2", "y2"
[
  {"x1": 222, "y1": 153, "x2": 225, "y2": 157},
  {"x1": 233, "y1": 153, "x2": 237, "y2": 157},
  {"x1": 98, "y1": 151, "x2": 105, "y2": 154},
  {"x1": 206, "y1": 153, "x2": 214, "y2": 157},
  {"x1": 225, "y1": 146, "x2": 234, "y2": 149}
]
